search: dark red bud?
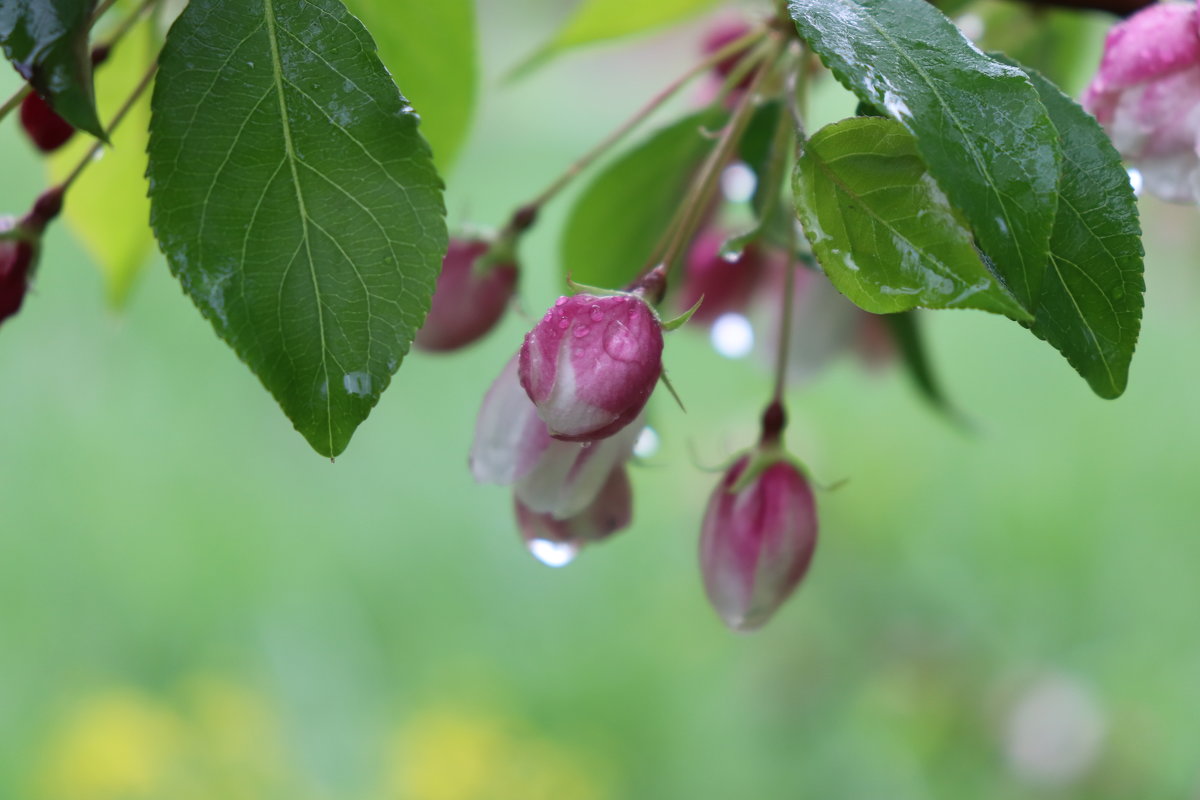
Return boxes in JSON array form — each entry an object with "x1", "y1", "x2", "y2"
[
  {"x1": 25, "y1": 187, "x2": 64, "y2": 232},
  {"x1": 19, "y1": 92, "x2": 76, "y2": 153},
  {"x1": 0, "y1": 235, "x2": 36, "y2": 326},
  {"x1": 703, "y1": 19, "x2": 755, "y2": 89}
]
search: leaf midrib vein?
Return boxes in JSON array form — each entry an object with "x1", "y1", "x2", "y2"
[
  {"x1": 824, "y1": 0, "x2": 1040, "y2": 299},
  {"x1": 263, "y1": 0, "x2": 334, "y2": 456}
]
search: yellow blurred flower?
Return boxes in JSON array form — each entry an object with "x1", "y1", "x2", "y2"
[
  {"x1": 31, "y1": 677, "x2": 300, "y2": 800},
  {"x1": 385, "y1": 707, "x2": 610, "y2": 800},
  {"x1": 35, "y1": 689, "x2": 182, "y2": 800}
]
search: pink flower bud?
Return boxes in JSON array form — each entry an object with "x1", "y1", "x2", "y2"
[
  {"x1": 515, "y1": 466, "x2": 632, "y2": 567},
  {"x1": 19, "y1": 92, "x2": 75, "y2": 153},
  {"x1": 700, "y1": 453, "x2": 818, "y2": 631},
  {"x1": 414, "y1": 239, "x2": 517, "y2": 352},
  {"x1": 471, "y1": 354, "x2": 643, "y2": 519},
  {"x1": 703, "y1": 18, "x2": 755, "y2": 87},
  {"x1": 1, "y1": 222, "x2": 37, "y2": 326},
  {"x1": 1082, "y1": 2, "x2": 1200, "y2": 203},
  {"x1": 519, "y1": 293, "x2": 663, "y2": 442},
  {"x1": 677, "y1": 229, "x2": 767, "y2": 325}
]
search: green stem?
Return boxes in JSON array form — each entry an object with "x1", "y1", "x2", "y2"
[
  {"x1": 0, "y1": 86, "x2": 30, "y2": 124},
  {"x1": 771, "y1": 221, "x2": 798, "y2": 406},
  {"x1": 90, "y1": 0, "x2": 121, "y2": 24},
  {"x1": 652, "y1": 35, "x2": 787, "y2": 279},
  {"x1": 59, "y1": 60, "x2": 158, "y2": 191},
  {"x1": 500, "y1": 25, "x2": 770, "y2": 238}
]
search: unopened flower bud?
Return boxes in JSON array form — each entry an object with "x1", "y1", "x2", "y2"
[
  {"x1": 17, "y1": 47, "x2": 109, "y2": 155},
  {"x1": 699, "y1": 452, "x2": 818, "y2": 632},
  {"x1": 1, "y1": 188, "x2": 65, "y2": 328},
  {"x1": 415, "y1": 239, "x2": 518, "y2": 352},
  {"x1": 1082, "y1": 2, "x2": 1200, "y2": 203},
  {"x1": 519, "y1": 293, "x2": 663, "y2": 442},
  {"x1": 472, "y1": 354, "x2": 644, "y2": 519},
  {"x1": 515, "y1": 466, "x2": 632, "y2": 567},
  {"x1": 677, "y1": 229, "x2": 766, "y2": 325},
  {"x1": 0, "y1": 223, "x2": 36, "y2": 326},
  {"x1": 703, "y1": 18, "x2": 755, "y2": 89},
  {"x1": 19, "y1": 93, "x2": 76, "y2": 153}
]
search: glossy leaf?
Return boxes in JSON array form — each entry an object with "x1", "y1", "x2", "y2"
[
  {"x1": 561, "y1": 109, "x2": 722, "y2": 290},
  {"x1": 787, "y1": 0, "x2": 1060, "y2": 311},
  {"x1": 515, "y1": 0, "x2": 720, "y2": 76},
  {"x1": 147, "y1": 0, "x2": 447, "y2": 458},
  {"x1": 0, "y1": 0, "x2": 104, "y2": 138},
  {"x1": 794, "y1": 117, "x2": 1028, "y2": 320},
  {"x1": 974, "y1": 2, "x2": 1107, "y2": 96},
  {"x1": 1013, "y1": 61, "x2": 1144, "y2": 399},
  {"x1": 343, "y1": 0, "x2": 476, "y2": 171},
  {"x1": 48, "y1": 17, "x2": 154, "y2": 305}
]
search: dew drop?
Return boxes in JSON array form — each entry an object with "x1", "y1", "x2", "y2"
[
  {"x1": 1111, "y1": 286, "x2": 1125, "y2": 300},
  {"x1": 721, "y1": 162, "x2": 757, "y2": 203},
  {"x1": 573, "y1": 325, "x2": 590, "y2": 338},
  {"x1": 558, "y1": 317, "x2": 569, "y2": 329},
  {"x1": 711, "y1": 313, "x2": 754, "y2": 359},
  {"x1": 527, "y1": 538, "x2": 578, "y2": 567},
  {"x1": 555, "y1": 296, "x2": 568, "y2": 307},
  {"x1": 589, "y1": 305, "x2": 604, "y2": 322},
  {"x1": 633, "y1": 426, "x2": 660, "y2": 458}
]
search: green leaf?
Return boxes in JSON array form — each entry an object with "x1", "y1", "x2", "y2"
[
  {"x1": 787, "y1": 0, "x2": 1060, "y2": 311},
  {"x1": 561, "y1": 109, "x2": 722, "y2": 290},
  {"x1": 793, "y1": 117, "x2": 1028, "y2": 320},
  {"x1": 49, "y1": 16, "x2": 155, "y2": 305},
  {"x1": 0, "y1": 0, "x2": 105, "y2": 138},
  {"x1": 342, "y1": 0, "x2": 476, "y2": 172},
  {"x1": 974, "y1": 2, "x2": 1107, "y2": 96},
  {"x1": 147, "y1": 0, "x2": 447, "y2": 458},
  {"x1": 514, "y1": 0, "x2": 720, "y2": 77},
  {"x1": 1007, "y1": 60, "x2": 1145, "y2": 399}
]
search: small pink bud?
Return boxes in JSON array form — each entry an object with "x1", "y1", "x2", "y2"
[
  {"x1": 699, "y1": 453, "x2": 818, "y2": 632},
  {"x1": 515, "y1": 466, "x2": 632, "y2": 567},
  {"x1": 677, "y1": 229, "x2": 766, "y2": 325},
  {"x1": 19, "y1": 92, "x2": 75, "y2": 153},
  {"x1": 414, "y1": 239, "x2": 517, "y2": 352},
  {"x1": 1082, "y1": 2, "x2": 1200, "y2": 203},
  {"x1": 519, "y1": 293, "x2": 663, "y2": 442}
]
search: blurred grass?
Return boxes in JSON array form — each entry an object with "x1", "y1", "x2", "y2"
[{"x1": 2, "y1": 2, "x2": 1199, "y2": 798}]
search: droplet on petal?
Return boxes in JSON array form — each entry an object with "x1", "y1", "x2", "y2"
[{"x1": 519, "y1": 293, "x2": 663, "y2": 442}]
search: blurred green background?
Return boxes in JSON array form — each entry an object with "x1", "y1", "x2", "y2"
[{"x1": 2, "y1": 2, "x2": 1198, "y2": 798}]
